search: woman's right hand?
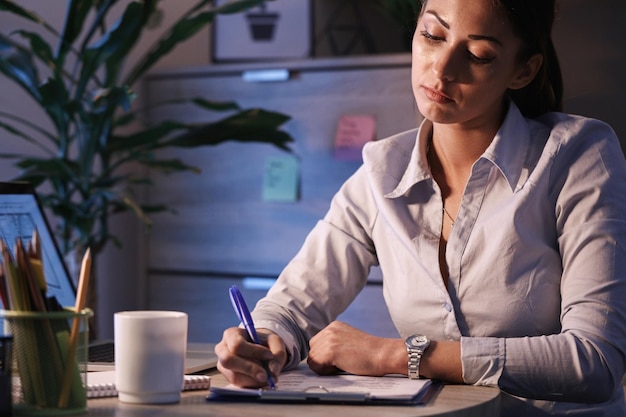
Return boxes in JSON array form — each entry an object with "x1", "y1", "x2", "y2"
[{"x1": 214, "y1": 327, "x2": 287, "y2": 388}]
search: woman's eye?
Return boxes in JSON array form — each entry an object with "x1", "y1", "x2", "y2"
[
  {"x1": 419, "y1": 28, "x2": 495, "y2": 65},
  {"x1": 468, "y1": 51, "x2": 494, "y2": 65},
  {"x1": 420, "y1": 30, "x2": 443, "y2": 42}
]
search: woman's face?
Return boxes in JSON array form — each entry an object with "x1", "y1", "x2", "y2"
[{"x1": 412, "y1": 0, "x2": 532, "y2": 129}]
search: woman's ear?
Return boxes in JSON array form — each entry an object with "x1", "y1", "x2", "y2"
[{"x1": 509, "y1": 53, "x2": 543, "y2": 90}]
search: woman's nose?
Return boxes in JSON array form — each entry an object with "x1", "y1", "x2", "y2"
[{"x1": 432, "y1": 48, "x2": 459, "y2": 82}]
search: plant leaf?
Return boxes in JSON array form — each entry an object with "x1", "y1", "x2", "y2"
[
  {"x1": 124, "y1": 0, "x2": 265, "y2": 85},
  {"x1": 136, "y1": 157, "x2": 202, "y2": 174},
  {"x1": 164, "y1": 109, "x2": 293, "y2": 150},
  {"x1": 137, "y1": 204, "x2": 170, "y2": 214},
  {"x1": 0, "y1": 120, "x2": 50, "y2": 149},
  {"x1": 191, "y1": 98, "x2": 241, "y2": 112},
  {"x1": 106, "y1": 121, "x2": 187, "y2": 154},
  {"x1": 56, "y1": 0, "x2": 98, "y2": 62},
  {"x1": 103, "y1": 2, "x2": 157, "y2": 86},
  {"x1": 0, "y1": 1, "x2": 64, "y2": 41},
  {"x1": 13, "y1": 30, "x2": 55, "y2": 71},
  {"x1": 92, "y1": 86, "x2": 136, "y2": 114},
  {"x1": 77, "y1": 2, "x2": 146, "y2": 96},
  {"x1": 215, "y1": 0, "x2": 268, "y2": 15},
  {"x1": 0, "y1": 0, "x2": 45, "y2": 24},
  {"x1": 15, "y1": 157, "x2": 79, "y2": 183},
  {"x1": 0, "y1": 33, "x2": 41, "y2": 100},
  {"x1": 38, "y1": 77, "x2": 70, "y2": 141},
  {"x1": 0, "y1": 110, "x2": 59, "y2": 144}
]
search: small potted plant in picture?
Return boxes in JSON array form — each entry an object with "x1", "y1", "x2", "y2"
[{"x1": 246, "y1": 2, "x2": 280, "y2": 41}]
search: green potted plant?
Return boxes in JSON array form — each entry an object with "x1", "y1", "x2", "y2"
[{"x1": 0, "y1": 0, "x2": 292, "y2": 264}]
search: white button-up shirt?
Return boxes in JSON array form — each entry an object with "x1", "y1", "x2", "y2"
[{"x1": 252, "y1": 102, "x2": 626, "y2": 415}]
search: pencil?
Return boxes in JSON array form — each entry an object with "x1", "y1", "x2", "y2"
[
  {"x1": 58, "y1": 247, "x2": 91, "y2": 408},
  {"x1": 0, "y1": 268, "x2": 8, "y2": 309},
  {"x1": 28, "y1": 229, "x2": 47, "y2": 293},
  {"x1": 16, "y1": 238, "x2": 46, "y2": 312}
]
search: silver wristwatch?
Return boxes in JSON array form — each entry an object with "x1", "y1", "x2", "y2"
[{"x1": 405, "y1": 334, "x2": 430, "y2": 379}]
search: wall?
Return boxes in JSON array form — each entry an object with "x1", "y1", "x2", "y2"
[{"x1": 554, "y1": 0, "x2": 626, "y2": 144}]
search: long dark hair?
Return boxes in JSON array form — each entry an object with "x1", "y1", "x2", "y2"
[
  {"x1": 498, "y1": 0, "x2": 563, "y2": 117},
  {"x1": 415, "y1": 0, "x2": 563, "y2": 118}
]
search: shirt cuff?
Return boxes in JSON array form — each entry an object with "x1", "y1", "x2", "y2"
[
  {"x1": 461, "y1": 336, "x2": 504, "y2": 386},
  {"x1": 254, "y1": 319, "x2": 300, "y2": 370}
]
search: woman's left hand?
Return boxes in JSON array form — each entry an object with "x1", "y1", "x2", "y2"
[{"x1": 307, "y1": 321, "x2": 404, "y2": 376}]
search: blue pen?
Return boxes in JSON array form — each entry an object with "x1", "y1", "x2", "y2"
[{"x1": 229, "y1": 285, "x2": 276, "y2": 389}]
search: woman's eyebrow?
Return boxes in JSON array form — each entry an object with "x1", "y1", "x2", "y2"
[
  {"x1": 425, "y1": 10, "x2": 450, "y2": 29},
  {"x1": 425, "y1": 10, "x2": 504, "y2": 47},
  {"x1": 468, "y1": 34, "x2": 504, "y2": 47}
]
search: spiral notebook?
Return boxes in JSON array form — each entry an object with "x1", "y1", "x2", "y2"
[{"x1": 87, "y1": 370, "x2": 211, "y2": 398}]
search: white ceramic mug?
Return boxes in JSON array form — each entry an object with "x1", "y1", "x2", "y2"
[{"x1": 114, "y1": 310, "x2": 188, "y2": 404}]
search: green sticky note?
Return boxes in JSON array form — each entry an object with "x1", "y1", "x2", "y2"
[{"x1": 263, "y1": 156, "x2": 300, "y2": 202}]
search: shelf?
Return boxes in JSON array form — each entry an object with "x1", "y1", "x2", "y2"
[{"x1": 146, "y1": 53, "x2": 411, "y2": 80}]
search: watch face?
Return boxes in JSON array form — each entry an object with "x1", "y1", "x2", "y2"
[{"x1": 407, "y1": 334, "x2": 429, "y2": 348}]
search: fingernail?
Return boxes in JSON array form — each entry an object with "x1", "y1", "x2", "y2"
[{"x1": 256, "y1": 372, "x2": 268, "y2": 383}]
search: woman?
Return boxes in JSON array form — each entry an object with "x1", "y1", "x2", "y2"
[{"x1": 215, "y1": 0, "x2": 626, "y2": 414}]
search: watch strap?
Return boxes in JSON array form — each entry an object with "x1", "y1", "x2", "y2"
[{"x1": 407, "y1": 349, "x2": 423, "y2": 379}]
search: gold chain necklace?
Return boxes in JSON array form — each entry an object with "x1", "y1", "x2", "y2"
[
  {"x1": 427, "y1": 133, "x2": 456, "y2": 227},
  {"x1": 443, "y1": 206, "x2": 455, "y2": 226}
]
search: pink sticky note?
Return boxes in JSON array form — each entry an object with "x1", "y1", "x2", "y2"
[{"x1": 333, "y1": 115, "x2": 376, "y2": 161}]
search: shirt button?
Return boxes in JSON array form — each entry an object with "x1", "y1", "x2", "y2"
[{"x1": 444, "y1": 303, "x2": 452, "y2": 312}]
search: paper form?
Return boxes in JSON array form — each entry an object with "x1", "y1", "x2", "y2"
[
  {"x1": 273, "y1": 367, "x2": 430, "y2": 400},
  {"x1": 212, "y1": 365, "x2": 433, "y2": 403}
]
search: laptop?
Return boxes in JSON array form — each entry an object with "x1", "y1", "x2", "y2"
[
  {"x1": 86, "y1": 340, "x2": 217, "y2": 373},
  {"x1": 0, "y1": 182, "x2": 218, "y2": 373}
]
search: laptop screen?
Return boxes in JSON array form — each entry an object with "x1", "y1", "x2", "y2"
[{"x1": 0, "y1": 182, "x2": 77, "y2": 323}]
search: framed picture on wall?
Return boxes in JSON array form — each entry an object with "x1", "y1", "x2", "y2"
[{"x1": 212, "y1": 0, "x2": 312, "y2": 62}]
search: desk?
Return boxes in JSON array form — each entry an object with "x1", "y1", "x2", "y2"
[{"x1": 84, "y1": 371, "x2": 501, "y2": 417}]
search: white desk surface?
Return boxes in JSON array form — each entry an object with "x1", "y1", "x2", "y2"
[{"x1": 83, "y1": 371, "x2": 501, "y2": 417}]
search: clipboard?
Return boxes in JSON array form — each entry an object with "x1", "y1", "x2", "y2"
[{"x1": 207, "y1": 366, "x2": 440, "y2": 405}]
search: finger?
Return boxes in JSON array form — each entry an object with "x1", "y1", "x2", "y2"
[
  {"x1": 215, "y1": 328, "x2": 273, "y2": 387},
  {"x1": 217, "y1": 362, "x2": 268, "y2": 388},
  {"x1": 264, "y1": 333, "x2": 287, "y2": 377},
  {"x1": 307, "y1": 355, "x2": 340, "y2": 375},
  {"x1": 216, "y1": 347, "x2": 272, "y2": 387},
  {"x1": 225, "y1": 329, "x2": 274, "y2": 361},
  {"x1": 219, "y1": 327, "x2": 249, "y2": 351}
]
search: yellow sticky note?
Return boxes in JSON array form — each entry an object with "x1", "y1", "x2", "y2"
[
  {"x1": 262, "y1": 156, "x2": 300, "y2": 202},
  {"x1": 333, "y1": 114, "x2": 377, "y2": 161}
]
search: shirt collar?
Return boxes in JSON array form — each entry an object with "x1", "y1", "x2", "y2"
[
  {"x1": 384, "y1": 119, "x2": 433, "y2": 198},
  {"x1": 386, "y1": 101, "x2": 530, "y2": 198},
  {"x1": 481, "y1": 101, "x2": 531, "y2": 192}
]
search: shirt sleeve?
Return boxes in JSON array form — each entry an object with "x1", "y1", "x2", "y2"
[
  {"x1": 251, "y1": 166, "x2": 380, "y2": 367},
  {"x1": 462, "y1": 119, "x2": 626, "y2": 405}
]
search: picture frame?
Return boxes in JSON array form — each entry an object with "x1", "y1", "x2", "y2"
[{"x1": 212, "y1": 0, "x2": 312, "y2": 62}]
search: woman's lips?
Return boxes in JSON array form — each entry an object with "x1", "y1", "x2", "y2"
[{"x1": 422, "y1": 85, "x2": 454, "y2": 104}]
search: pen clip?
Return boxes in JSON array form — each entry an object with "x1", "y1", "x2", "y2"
[{"x1": 229, "y1": 285, "x2": 260, "y2": 343}]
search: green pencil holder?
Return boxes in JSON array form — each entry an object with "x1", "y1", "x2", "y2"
[{"x1": 0, "y1": 309, "x2": 92, "y2": 416}]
